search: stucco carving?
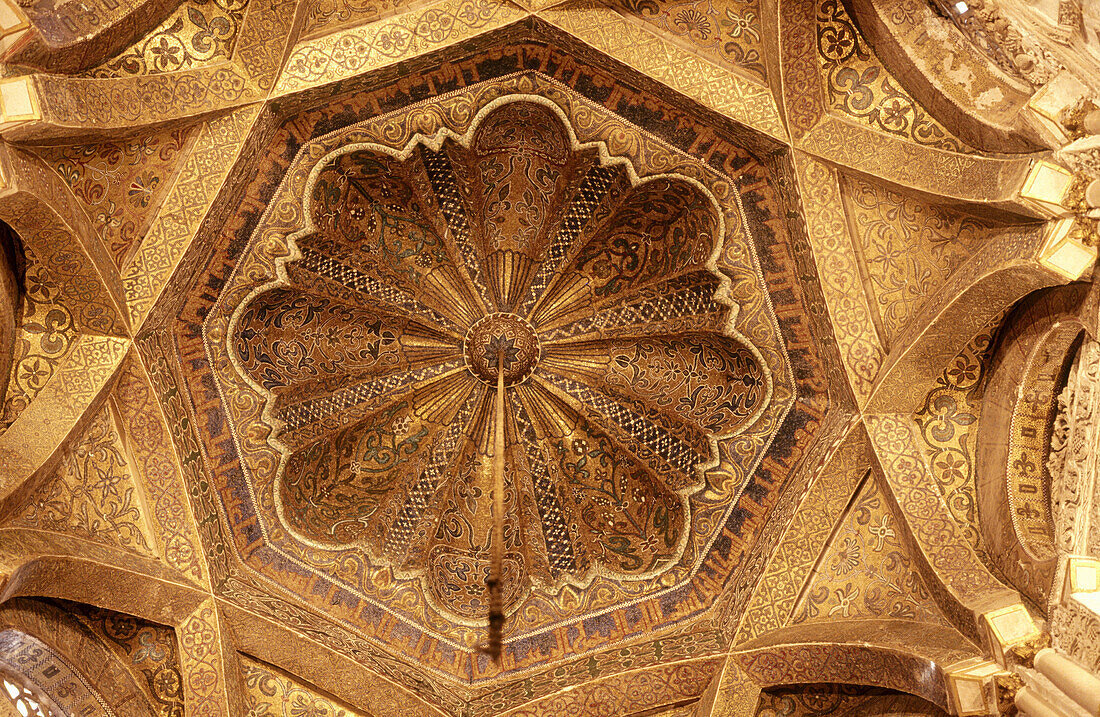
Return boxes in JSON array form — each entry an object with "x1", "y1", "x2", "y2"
[
  {"x1": 1048, "y1": 339, "x2": 1100, "y2": 557},
  {"x1": 959, "y1": 0, "x2": 1063, "y2": 86}
]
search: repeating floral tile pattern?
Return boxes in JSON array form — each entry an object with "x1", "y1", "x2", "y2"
[
  {"x1": 840, "y1": 174, "x2": 996, "y2": 348},
  {"x1": 913, "y1": 326, "x2": 1000, "y2": 564},
  {"x1": 608, "y1": 0, "x2": 767, "y2": 81},
  {"x1": 300, "y1": 0, "x2": 423, "y2": 39},
  {"x1": 0, "y1": 253, "x2": 78, "y2": 432},
  {"x1": 243, "y1": 658, "x2": 369, "y2": 717},
  {"x1": 816, "y1": 0, "x2": 974, "y2": 153},
  {"x1": 80, "y1": 0, "x2": 248, "y2": 78},
  {"x1": 736, "y1": 429, "x2": 869, "y2": 640},
  {"x1": 36, "y1": 126, "x2": 197, "y2": 272}
]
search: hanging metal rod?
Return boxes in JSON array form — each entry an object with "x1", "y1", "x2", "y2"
[{"x1": 480, "y1": 349, "x2": 506, "y2": 663}]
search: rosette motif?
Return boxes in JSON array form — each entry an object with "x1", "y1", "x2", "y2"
[{"x1": 231, "y1": 100, "x2": 770, "y2": 620}]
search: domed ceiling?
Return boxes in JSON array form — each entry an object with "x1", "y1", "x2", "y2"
[
  {"x1": 203, "y1": 75, "x2": 798, "y2": 642},
  {"x1": 162, "y1": 18, "x2": 840, "y2": 703},
  {"x1": 219, "y1": 96, "x2": 782, "y2": 624}
]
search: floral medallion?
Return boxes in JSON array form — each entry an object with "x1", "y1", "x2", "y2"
[{"x1": 209, "y1": 85, "x2": 792, "y2": 641}]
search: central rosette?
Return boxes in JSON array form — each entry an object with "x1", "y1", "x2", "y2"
[
  {"x1": 230, "y1": 99, "x2": 771, "y2": 622},
  {"x1": 464, "y1": 313, "x2": 541, "y2": 386}
]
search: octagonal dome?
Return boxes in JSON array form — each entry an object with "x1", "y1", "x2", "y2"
[
  {"x1": 228, "y1": 100, "x2": 771, "y2": 620},
  {"x1": 204, "y1": 81, "x2": 794, "y2": 655}
]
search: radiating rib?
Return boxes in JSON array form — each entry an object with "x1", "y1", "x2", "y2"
[
  {"x1": 277, "y1": 362, "x2": 469, "y2": 451},
  {"x1": 466, "y1": 102, "x2": 580, "y2": 312},
  {"x1": 381, "y1": 379, "x2": 486, "y2": 566},
  {"x1": 540, "y1": 333, "x2": 766, "y2": 446},
  {"x1": 296, "y1": 245, "x2": 469, "y2": 337},
  {"x1": 279, "y1": 371, "x2": 481, "y2": 550},
  {"x1": 538, "y1": 269, "x2": 729, "y2": 344},
  {"x1": 306, "y1": 149, "x2": 486, "y2": 329},
  {"x1": 511, "y1": 384, "x2": 583, "y2": 578},
  {"x1": 504, "y1": 389, "x2": 556, "y2": 585},
  {"x1": 514, "y1": 380, "x2": 686, "y2": 577},
  {"x1": 418, "y1": 143, "x2": 494, "y2": 315},
  {"x1": 517, "y1": 163, "x2": 627, "y2": 318},
  {"x1": 234, "y1": 286, "x2": 460, "y2": 407},
  {"x1": 532, "y1": 369, "x2": 705, "y2": 491},
  {"x1": 529, "y1": 178, "x2": 720, "y2": 332}
]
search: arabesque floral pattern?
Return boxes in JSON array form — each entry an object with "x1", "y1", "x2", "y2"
[{"x1": 229, "y1": 100, "x2": 771, "y2": 620}]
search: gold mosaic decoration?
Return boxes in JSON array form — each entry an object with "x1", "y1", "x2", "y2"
[
  {"x1": 914, "y1": 327, "x2": 999, "y2": 563},
  {"x1": 789, "y1": 472, "x2": 951, "y2": 627},
  {"x1": 0, "y1": 254, "x2": 78, "y2": 431},
  {"x1": 840, "y1": 174, "x2": 997, "y2": 349},
  {"x1": 794, "y1": 153, "x2": 883, "y2": 403},
  {"x1": 243, "y1": 657, "x2": 369, "y2": 717},
  {"x1": 755, "y1": 683, "x2": 949, "y2": 716},
  {"x1": 217, "y1": 95, "x2": 780, "y2": 622},
  {"x1": 81, "y1": 0, "x2": 248, "y2": 78},
  {"x1": 0, "y1": 334, "x2": 130, "y2": 499},
  {"x1": 122, "y1": 104, "x2": 261, "y2": 330},
  {"x1": 0, "y1": 0, "x2": 1075, "y2": 714},
  {"x1": 606, "y1": 0, "x2": 767, "y2": 81},
  {"x1": 300, "y1": 0, "x2": 423, "y2": 40},
  {"x1": 35, "y1": 126, "x2": 198, "y2": 272},
  {"x1": 736, "y1": 428, "x2": 869, "y2": 641},
  {"x1": 273, "y1": 0, "x2": 527, "y2": 95},
  {"x1": 815, "y1": 0, "x2": 973, "y2": 153},
  {"x1": 5, "y1": 405, "x2": 155, "y2": 556},
  {"x1": 542, "y1": 2, "x2": 784, "y2": 140}
]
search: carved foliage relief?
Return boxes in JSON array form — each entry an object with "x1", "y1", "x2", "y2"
[{"x1": 1049, "y1": 339, "x2": 1100, "y2": 556}]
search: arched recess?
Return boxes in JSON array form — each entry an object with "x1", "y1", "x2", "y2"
[
  {"x1": 0, "y1": 222, "x2": 22, "y2": 410},
  {"x1": 978, "y1": 282, "x2": 1094, "y2": 608},
  {"x1": 729, "y1": 619, "x2": 983, "y2": 712},
  {"x1": 754, "y1": 683, "x2": 949, "y2": 716},
  {"x1": 0, "y1": 555, "x2": 204, "y2": 624},
  {"x1": 1, "y1": 0, "x2": 182, "y2": 74},
  {"x1": 221, "y1": 597, "x2": 451, "y2": 717},
  {"x1": 0, "y1": 598, "x2": 162, "y2": 717},
  {"x1": 0, "y1": 143, "x2": 130, "y2": 502},
  {"x1": 1, "y1": 676, "x2": 60, "y2": 716},
  {"x1": 0, "y1": 145, "x2": 125, "y2": 332},
  {"x1": 842, "y1": 0, "x2": 1044, "y2": 154},
  {"x1": 868, "y1": 222, "x2": 1066, "y2": 414},
  {"x1": 0, "y1": 557, "x2": 243, "y2": 717}
]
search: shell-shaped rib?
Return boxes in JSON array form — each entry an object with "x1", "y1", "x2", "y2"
[{"x1": 232, "y1": 99, "x2": 766, "y2": 622}]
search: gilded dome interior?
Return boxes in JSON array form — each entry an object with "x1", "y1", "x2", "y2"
[{"x1": 219, "y1": 95, "x2": 788, "y2": 628}]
